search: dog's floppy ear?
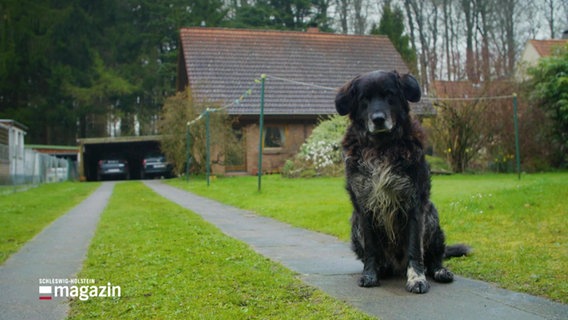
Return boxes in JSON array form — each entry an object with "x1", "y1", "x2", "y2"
[
  {"x1": 335, "y1": 75, "x2": 360, "y2": 116},
  {"x1": 400, "y1": 73, "x2": 421, "y2": 103}
]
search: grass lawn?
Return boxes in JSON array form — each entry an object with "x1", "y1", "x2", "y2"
[
  {"x1": 0, "y1": 182, "x2": 100, "y2": 264},
  {"x1": 68, "y1": 182, "x2": 373, "y2": 319},
  {"x1": 168, "y1": 173, "x2": 568, "y2": 303}
]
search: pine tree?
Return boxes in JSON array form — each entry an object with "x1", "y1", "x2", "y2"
[{"x1": 371, "y1": 3, "x2": 417, "y2": 74}]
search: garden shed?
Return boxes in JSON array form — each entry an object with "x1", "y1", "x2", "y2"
[{"x1": 0, "y1": 119, "x2": 28, "y2": 184}]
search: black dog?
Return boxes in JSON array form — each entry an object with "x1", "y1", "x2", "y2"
[{"x1": 335, "y1": 70, "x2": 469, "y2": 293}]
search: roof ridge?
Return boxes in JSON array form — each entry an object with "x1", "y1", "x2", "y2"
[
  {"x1": 529, "y1": 39, "x2": 568, "y2": 42},
  {"x1": 180, "y1": 27, "x2": 389, "y2": 40}
]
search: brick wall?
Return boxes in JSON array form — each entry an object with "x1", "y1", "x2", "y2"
[
  {"x1": 244, "y1": 120, "x2": 314, "y2": 175},
  {"x1": 209, "y1": 118, "x2": 317, "y2": 176}
]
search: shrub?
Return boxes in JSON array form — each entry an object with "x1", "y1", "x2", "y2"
[
  {"x1": 426, "y1": 79, "x2": 559, "y2": 173},
  {"x1": 283, "y1": 115, "x2": 347, "y2": 178},
  {"x1": 158, "y1": 88, "x2": 240, "y2": 175},
  {"x1": 527, "y1": 44, "x2": 568, "y2": 168}
]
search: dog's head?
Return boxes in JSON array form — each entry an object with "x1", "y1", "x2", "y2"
[{"x1": 335, "y1": 70, "x2": 421, "y2": 135}]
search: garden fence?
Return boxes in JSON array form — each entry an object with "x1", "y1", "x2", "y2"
[{"x1": 0, "y1": 144, "x2": 77, "y2": 194}]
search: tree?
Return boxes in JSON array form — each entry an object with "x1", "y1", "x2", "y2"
[
  {"x1": 371, "y1": 3, "x2": 417, "y2": 74},
  {"x1": 226, "y1": 1, "x2": 278, "y2": 28},
  {"x1": 92, "y1": 0, "x2": 227, "y2": 137},
  {"x1": 225, "y1": 0, "x2": 333, "y2": 31},
  {"x1": 527, "y1": 44, "x2": 568, "y2": 167},
  {"x1": 493, "y1": 0, "x2": 518, "y2": 78},
  {"x1": 0, "y1": 0, "x2": 97, "y2": 144},
  {"x1": 0, "y1": 0, "x2": 229, "y2": 144},
  {"x1": 158, "y1": 89, "x2": 240, "y2": 175},
  {"x1": 460, "y1": 0, "x2": 478, "y2": 82},
  {"x1": 543, "y1": 0, "x2": 566, "y2": 39},
  {"x1": 352, "y1": 0, "x2": 367, "y2": 35},
  {"x1": 430, "y1": 99, "x2": 490, "y2": 173},
  {"x1": 64, "y1": 53, "x2": 137, "y2": 138},
  {"x1": 403, "y1": 0, "x2": 438, "y2": 90},
  {"x1": 334, "y1": 0, "x2": 350, "y2": 33},
  {"x1": 310, "y1": 0, "x2": 334, "y2": 31},
  {"x1": 428, "y1": 78, "x2": 519, "y2": 173}
]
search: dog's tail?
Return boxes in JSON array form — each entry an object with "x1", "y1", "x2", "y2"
[{"x1": 444, "y1": 244, "x2": 472, "y2": 259}]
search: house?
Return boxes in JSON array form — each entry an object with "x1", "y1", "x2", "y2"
[
  {"x1": 516, "y1": 35, "x2": 568, "y2": 81},
  {"x1": 177, "y1": 27, "x2": 433, "y2": 175},
  {"x1": 0, "y1": 119, "x2": 28, "y2": 184}
]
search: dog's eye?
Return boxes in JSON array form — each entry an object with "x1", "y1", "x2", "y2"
[{"x1": 382, "y1": 90, "x2": 396, "y2": 104}]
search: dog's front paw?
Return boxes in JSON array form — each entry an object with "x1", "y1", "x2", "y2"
[
  {"x1": 358, "y1": 273, "x2": 380, "y2": 287},
  {"x1": 433, "y1": 267, "x2": 454, "y2": 283},
  {"x1": 406, "y1": 277, "x2": 430, "y2": 293}
]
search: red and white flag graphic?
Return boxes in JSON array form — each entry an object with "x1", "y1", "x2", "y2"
[{"x1": 39, "y1": 286, "x2": 52, "y2": 300}]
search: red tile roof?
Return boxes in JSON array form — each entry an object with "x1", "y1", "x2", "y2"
[
  {"x1": 529, "y1": 39, "x2": 568, "y2": 57},
  {"x1": 431, "y1": 80, "x2": 514, "y2": 101},
  {"x1": 178, "y1": 28, "x2": 431, "y2": 116}
]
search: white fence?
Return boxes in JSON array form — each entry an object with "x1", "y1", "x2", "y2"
[{"x1": 0, "y1": 144, "x2": 76, "y2": 190}]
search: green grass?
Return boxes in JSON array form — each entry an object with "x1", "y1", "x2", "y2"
[
  {"x1": 68, "y1": 182, "x2": 373, "y2": 319},
  {"x1": 168, "y1": 173, "x2": 568, "y2": 303},
  {"x1": 426, "y1": 155, "x2": 451, "y2": 172},
  {"x1": 433, "y1": 174, "x2": 568, "y2": 303},
  {"x1": 0, "y1": 182, "x2": 100, "y2": 264}
]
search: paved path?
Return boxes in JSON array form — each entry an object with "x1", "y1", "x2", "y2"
[
  {"x1": 0, "y1": 182, "x2": 114, "y2": 320},
  {"x1": 145, "y1": 180, "x2": 568, "y2": 320}
]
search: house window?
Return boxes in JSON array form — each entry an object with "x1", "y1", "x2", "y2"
[{"x1": 264, "y1": 126, "x2": 285, "y2": 148}]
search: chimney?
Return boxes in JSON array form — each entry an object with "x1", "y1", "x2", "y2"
[{"x1": 307, "y1": 26, "x2": 319, "y2": 33}]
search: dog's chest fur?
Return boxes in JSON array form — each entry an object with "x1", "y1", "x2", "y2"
[{"x1": 347, "y1": 155, "x2": 416, "y2": 242}]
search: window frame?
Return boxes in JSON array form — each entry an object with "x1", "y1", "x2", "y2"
[{"x1": 263, "y1": 125, "x2": 287, "y2": 150}]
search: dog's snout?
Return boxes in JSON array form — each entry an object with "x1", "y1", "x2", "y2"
[
  {"x1": 368, "y1": 109, "x2": 393, "y2": 133},
  {"x1": 371, "y1": 112, "x2": 386, "y2": 125}
]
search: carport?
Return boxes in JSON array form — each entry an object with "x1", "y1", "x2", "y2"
[{"x1": 78, "y1": 135, "x2": 163, "y2": 181}]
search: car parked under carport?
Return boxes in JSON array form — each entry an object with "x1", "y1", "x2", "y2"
[
  {"x1": 78, "y1": 136, "x2": 164, "y2": 181},
  {"x1": 97, "y1": 156, "x2": 130, "y2": 181},
  {"x1": 141, "y1": 153, "x2": 173, "y2": 179}
]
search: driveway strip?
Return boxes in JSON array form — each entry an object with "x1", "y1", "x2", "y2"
[
  {"x1": 145, "y1": 180, "x2": 567, "y2": 320},
  {"x1": 0, "y1": 182, "x2": 114, "y2": 320}
]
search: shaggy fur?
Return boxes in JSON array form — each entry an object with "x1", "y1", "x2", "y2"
[{"x1": 335, "y1": 70, "x2": 470, "y2": 294}]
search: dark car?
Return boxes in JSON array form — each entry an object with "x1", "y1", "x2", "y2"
[
  {"x1": 97, "y1": 157, "x2": 130, "y2": 180},
  {"x1": 141, "y1": 153, "x2": 172, "y2": 179}
]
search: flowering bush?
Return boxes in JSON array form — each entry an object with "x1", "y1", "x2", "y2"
[
  {"x1": 283, "y1": 115, "x2": 348, "y2": 178},
  {"x1": 302, "y1": 140, "x2": 339, "y2": 169}
]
